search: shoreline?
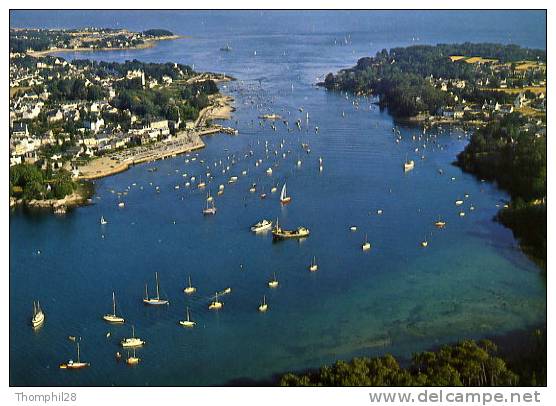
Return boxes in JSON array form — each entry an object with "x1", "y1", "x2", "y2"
[
  {"x1": 26, "y1": 35, "x2": 183, "y2": 57},
  {"x1": 77, "y1": 94, "x2": 235, "y2": 180}
]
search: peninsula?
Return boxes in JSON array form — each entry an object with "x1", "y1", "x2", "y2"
[{"x1": 10, "y1": 27, "x2": 182, "y2": 57}]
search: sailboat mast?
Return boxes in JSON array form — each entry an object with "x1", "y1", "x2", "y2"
[
  {"x1": 112, "y1": 291, "x2": 116, "y2": 316},
  {"x1": 76, "y1": 342, "x2": 80, "y2": 363},
  {"x1": 155, "y1": 272, "x2": 160, "y2": 300},
  {"x1": 145, "y1": 284, "x2": 148, "y2": 300}
]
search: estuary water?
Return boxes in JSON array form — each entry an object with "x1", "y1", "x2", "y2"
[{"x1": 10, "y1": 11, "x2": 546, "y2": 386}]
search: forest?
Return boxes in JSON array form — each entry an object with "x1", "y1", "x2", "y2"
[
  {"x1": 456, "y1": 113, "x2": 546, "y2": 268},
  {"x1": 280, "y1": 331, "x2": 546, "y2": 386},
  {"x1": 322, "y1": 43, "x2": 546, "y2": 117}
]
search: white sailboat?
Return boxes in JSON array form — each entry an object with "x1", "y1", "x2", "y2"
[
  {"x1": 209, "y1": 292, "x2": 223, "y2": 310},
  {"x1": 143, "y1": 272, "x2": 169, "y2": 305},
  {"x1": 179, "y1": 306, "x2": 196, "y2": 328},
  {"x1": 103, "y1": 291, "x2": 125, "y2": 323},
  {"x1": 203, "y1": 197, "x2": 217, "y2": 215},
  {"x1": 126, "y1": 347, "x2": 141, "y2": 365},
  {"x1": 183, "y1": 275, "x2": 196, "y2": 295},
  {"x1": 258, "y1": 295, "x2": 268, "y2": 312},
  {"x1": 362, "y1": 234, "x2": 371, "y2": 251},
  {"x1": 280, "y1": 182, "x2": 291, "y2": 204},
  {"x1": 60, "y1": 341, "x2": 89, "y2": 369},
  {"x1": 31, "y1": 300, "x2": 45, "y2": 329},
  {"x1": 121, "y1": 325, "x2": 145, "y2": 348},
  {"x1": 100, "y1": 216, "x2": 108, "y2": 225},
  {"x1": 268, "y1": 272, "x2": 279, "y2": 288},
  {"x1": 308, "y1": 256, "x2": 318, "y2": 272}
]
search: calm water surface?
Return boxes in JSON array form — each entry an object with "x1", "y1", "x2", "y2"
[{"x1": 10, "y1": 11, "x2": 546, "y2": 386}]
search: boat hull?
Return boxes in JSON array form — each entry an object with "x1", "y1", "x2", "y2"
[{"x1": 143, "y1": 299, "x2": 169, "y2": 306}]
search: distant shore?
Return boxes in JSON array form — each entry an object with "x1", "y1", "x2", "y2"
[{"x1": 26, "y1": 35, "x2": 183, "y2": 57}]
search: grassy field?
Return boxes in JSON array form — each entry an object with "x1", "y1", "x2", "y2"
[{"x1": 480, "y1": 86, "x2": 546, "y2": 95}]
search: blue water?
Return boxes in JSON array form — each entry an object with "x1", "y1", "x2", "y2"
[{"x1": 10, "y1": 11, "x2": 546, "y2": 386}]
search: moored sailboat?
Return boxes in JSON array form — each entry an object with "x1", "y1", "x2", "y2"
[
  {"x1": 59, "y1": 341, "x2": 90, "y2": 370},
  {"x1": 31, "y1": 300, "x2": 45, "y2": 329},
  {"x1": 103, "y1": 291, "x2": 125, "y2": 323},
  {"x1": 120, "y1": 325, "x2": 145, "y2": 348},
  {"x1": 268, "y1": 272, "x2": 279, "y2": 288},
  {"x1": 209, "y1": 292, "x2": 223, "y2": 310},
  {"x1": 179, "y1": 306, "x2": 196, "y2": 328},
  {"x1": 183, "y1": 275, "x2": 196, "y2": 295},
  {"x1": 258, "y1": 295, "x2": 268, "y2": 312},
  {"x1": 143, "y1": 272, "x2": 169, "y2": 305}
]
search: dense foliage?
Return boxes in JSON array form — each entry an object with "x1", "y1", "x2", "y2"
[
  {"x1": 10, "y1": 164, "x2": 78, "y2": 200},
  {"x1": 456, "y1": 113, "x2": 546, "y2": 267},
  {"x1": 280, "y1": 339, "x2": 524, "y2": 386},
  {"x1": 323, "y1": 43, "x2": 545, "y2": 117},
  {"x1": 143, "y1": 29, "x2": 174, "y2": 37}
]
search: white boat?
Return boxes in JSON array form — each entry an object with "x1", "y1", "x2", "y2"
[
  {"x1": 59, "y1": 342, "x2": 90, "y2": 370},
  {"x1": 209, "y1": 292, "x2": 223, "y2": 310},
  {"x1": 206, "y1": 191, "x2": 214, "y2": 202},
  {"x1": 120, "y1": 325, "x2": 145, "y2": 348},
  {"x1": 183, "y1": 275, "x2": 196, "y2": 295},
  {"x1": 118, "y1": 202, "x2": 125, "y2": 208},
  {"x1": 271, "y1": 186, "x2": 278, "y2": 193},
  {"x1": 103, "y1": 291, "x2": 125, "y2": 323},
  {"x1": 266, "y1": 168, "x2": 273, "y2": 175},
  {"x1": 100, "y1": 216, "x2": 108, "y2": 225},
  {"x1": 179, "y1": 307, "x2": 196, "y2": 328},
  {"x1": 455, "y1": 200, "x2": 464, "y2": 206},
  {"x1": 280, "y1": 182, "x2": 291, "y2": 204},
  {"x1": 228, "y1": 176, "x2": 238, "y2": 184},
  {"x1": 362, "y1": 234, "x2": 371, "y2": 251},
  {"x1": 126, "y1": 348, "x2": 141, "y2": 365},
  {"x1": 403, "y1": 159, "x2": 415, "y2": 172},
  {"x1": 31, "y1": 300, "x2": 45, "y2": 329},
  {"x1": 350, "y1": 226, "x2": 357, "y2": 232},
  {"x1": 251, "y1": 219, "x2": 273, "y2": 232},
  {"x1": 258, "y1": 295, "x2": 268, "y2": 312},
  {"x1": 268, "y1": 272, "x2": 279, "y2": 288},
  {"x1": 143, "y1": 272, "x2": 169, "y2": 305},
  {"x1": 203, "y1": 198, "x2": 217, "y2": 215},
  {"x1": 435, "y1": 220, "x2": 446, "y2": 228},
  {"x1": 308, "y1": 256, "x2": 318, "y2": 272},
  {"x1": 421, "y1": 238, "x2": 429, "y2": 247}
]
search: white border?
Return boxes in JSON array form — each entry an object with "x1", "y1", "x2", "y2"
[{"x1": 1, "y1": 3, "x2": 552, "y2": 406}]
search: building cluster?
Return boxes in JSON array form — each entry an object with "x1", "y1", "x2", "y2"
[
  {"x1": 428, "y1": 56, "x2": 546, "y2": 122},
  {"x1": 9, "y1": 53, "x2": 193, "y2": 171}
]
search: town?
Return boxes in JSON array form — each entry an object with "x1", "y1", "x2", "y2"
[{"x1": 9, "y1": 39, "x2": 235, "y2": 209}]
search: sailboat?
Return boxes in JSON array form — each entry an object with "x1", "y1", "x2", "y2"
[
  {"x1": 362, "y1": 234, "x2": 371, "y2": 251},
  {"x1": 120, "y1": 325, "x2": 145, "y2": 348},
  {"x1": 183, "y1": 275, "x2": 196, "y2": 295},
  {"x1": 203, "y1": 197, "x2": 217, "y2": 215},
  {"x1": 434, "y1": 219, "x2": 446, "y2": 228},
  {"x1": 31, "y1": 300, "x2": 45, "y2": 329},
  {"x1": 421, "y1": 237, "x2": 429, "y2": 247},
  {"x1": 59, "y1": 341, "x2": 90, "y2": 369},
  {"x1": 103, "y1": 291, "x2": 125, "y2": 323},
  {"x1": 100, "y1": 216, "x2": 108, "y2": 225},
  {"x1": 403, "y1": 155, "x2": 415, "y2": 172},
  {"x1": 268, "y1": 272, "x2": 279, "y2": 288},
  {"x1": 179, "y1": 306, "x2": 196, "y2": 328},
  {"x1": 143, "y1": 272, "x2": 169, "y2": 305},
  {"x1": 308, "y1": 256, "x2": 318, "y2": 272},
  {"x1": 280, "y1": 182, "x2": 292, "y2": 204},
  {"x1": 258, "y1": 295, "x2": 268, "y2": 312},
  {"x1": 208, "y1": 292, "x2": 223, "y2": 310},
  {"x1": 126, "y1": 348, "x2": 141, "y2": 365}
]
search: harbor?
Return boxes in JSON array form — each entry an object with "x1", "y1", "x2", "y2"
[{"x1": 9, "y1": 11, "x2": 546, "y2": 387}]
